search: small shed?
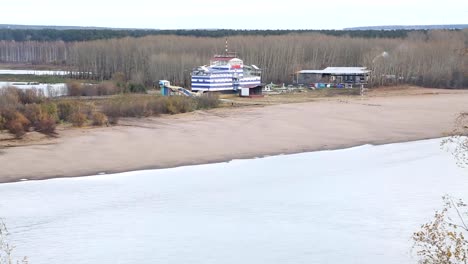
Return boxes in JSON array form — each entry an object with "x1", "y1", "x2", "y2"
[{"x1": 239, "y1": 86, "x2": 263, "y2": 98}]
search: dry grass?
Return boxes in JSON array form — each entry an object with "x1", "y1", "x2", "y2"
[{"x1": 101, "y1": 94, "x2": 219, "y2": 121}]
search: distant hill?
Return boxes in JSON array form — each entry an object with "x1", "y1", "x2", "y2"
[
  {"x1": 0, "y1": 24, "x2": 152, "y2": 30},
  {"x1": 2, "y1": 24, "x2": 467, "y2": 31},
  {"x1": 345, "y1": 24, "x2": 468, "y2": 30}
]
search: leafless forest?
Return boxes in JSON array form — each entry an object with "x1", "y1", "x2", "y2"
[{"x1": 0, "y1": 31, "x2": 466, "y2": 87}]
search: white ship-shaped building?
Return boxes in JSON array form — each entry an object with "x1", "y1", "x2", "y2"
[{"x1": 191, "y1": 47, "x2": 261, "y2": 92}]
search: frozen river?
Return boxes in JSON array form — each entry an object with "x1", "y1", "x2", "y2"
[
  {"x1": 0, "y1": 69, "x2": 69, "y2": 76},
  {"x1": 0, "y1": 81, "x2": 67, "y2": 97},
  {"x1": 1, "y1": 138, "x2": 467, "y2": 264}
]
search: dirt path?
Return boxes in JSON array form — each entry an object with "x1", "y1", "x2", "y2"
[{"x1": 0, "y1": 87, "x2": 467, "y2": 183}]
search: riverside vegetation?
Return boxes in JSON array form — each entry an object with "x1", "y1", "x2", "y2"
[{"x1": 0, "y1": 86, "x2": 219, "y2": 138}]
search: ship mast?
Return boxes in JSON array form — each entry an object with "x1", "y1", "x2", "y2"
[{"x1": 225, "y1": 38, "x2": 228, "y2": 55}]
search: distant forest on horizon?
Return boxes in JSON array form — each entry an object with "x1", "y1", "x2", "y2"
[{"x1": 0, "y1": 28, "x2": 455, "y2": 42}]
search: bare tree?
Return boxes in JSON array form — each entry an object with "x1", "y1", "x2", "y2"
[
  {"x1": 413, "y1": 114, "x2": 468, "y2": 263},
  {"x1": 0, "y1": 220, "x2": 27, "y2": 264},
  {"x1": 413, "y1": 196, "x2": 468, "y2": 264},
  {"x1": 442, "y1": 113, "x2": 468, "y2": 168}
]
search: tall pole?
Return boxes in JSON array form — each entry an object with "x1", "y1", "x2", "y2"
[{"x1": 225, "y1": 38, "x2": 228, "y2": 54}]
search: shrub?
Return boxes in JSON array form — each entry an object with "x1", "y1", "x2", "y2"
[
  {"x1": 92, "y1": 112, "x2": 108, "y2": 126},
  {"x1": 0, "y1": 115, "x2": 6, "y2": 131},
  {"x1": 128, "y1": 99, "x2": 149, "y2": 117},
  {"x1": 195, "y1": 94, "x2": 220, "y2": 109},
  {"x1": 112, "y1": 72, "x2": 126, "y2": 86},
  {"x1": 147, "y1": 98, "x2": 167, "y2": 115},
  {"x1": 3, "y1": 111, "x2": 30, "y2": 130},
  {"x1": 67, "y1": 81, "x2": 83, "y2": 96},
  {"x1": 23, "y1": 104, "x2": 43, "y2": 125},
  {"x1": 78, "y1": 102, "x2": 96, "y2": 119},
  {"x1": 82, "y1": 84, "x2": 98, "y2": 96},
  {"x1": 6, "y1": 120, "x2": 25, "y2": 138},
  {"x1": 35, "y1": 116, "x2": 57, "y2": 135},
  {"x1": 101, "y1": 100, "x2": 121, "y2": 119},
  {"x1": 107, "y1": 116, "x2": 119, "y2": 125},
  {"x1": 70, "y1": 112, "x2": 87, "y2": 127},
  {"x1": 127, "y1": 83, "x2": 147, "y2": 93},
  {"x1": 166, "y1": 100, "x2": 178, "y2": 114},
  {"x1": 96, "y1": 81, "x2": 119, "y2": 96},
  {"x1": 167, "y1": 96, "x2": 194, "y2": 114},
  {"x1": 3, "y1": 112, "x2": 30, "y2": 138},
  {"x1": 102, "y1": 96, "x2": 150, "y2": 118},
  {"x1": 0, "y1": 87, "x2": 20, "y2": 110},
  {"x1": 40, "y1": 103, "x2": 58, "y2": 122},
  {"x1": 17, "y1": 88, "x2": 44, "y2": 104},
  {"x1": 100, "y1": 95, "x2": 218, "y2": 119},
  {"x1": 57, "y1": 101, "x2": 75, "y2": 122}
]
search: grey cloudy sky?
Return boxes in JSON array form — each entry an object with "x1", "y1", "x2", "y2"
[{"x1": 2, "y1": 0, "x2": 467, "y2": 29}]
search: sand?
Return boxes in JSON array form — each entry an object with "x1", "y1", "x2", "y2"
[{"x1": 0, "y1": 87, "x2": 467, "y2": 183}]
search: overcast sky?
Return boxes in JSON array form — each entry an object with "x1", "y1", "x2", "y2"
[{"x1": 2, "y1": 0, "x2": 467, "y2": 29}]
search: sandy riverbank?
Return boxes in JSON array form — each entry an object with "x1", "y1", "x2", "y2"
[{"x1": 0, "y1": 87, "x2": 467, "y2": 183}]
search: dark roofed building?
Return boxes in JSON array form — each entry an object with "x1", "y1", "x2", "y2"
[{"x1": 296, "y1": 67, "x2": 370, "y2": 87}]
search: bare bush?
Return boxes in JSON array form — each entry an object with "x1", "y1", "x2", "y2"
[
  {"x1": 57, "y1": 101, "x2": 76, "y2": 122},
  {"x1": 77, "y1": 102, "x2": 96, "y2": 119},
  {"x1": 101, "y1": 96, "x2": 150, "y2": 118},
  {"x1": 96, "y1": 81, "x2": 119, "y2": 96},
  {"x1": 40, "y1": 103, "x2": 58, "y2": 122},
  {"x1": 166, "y1": 96, "x2": 194, "y2": 114},
  {"x1": 70, "y1": 112, "x2": 87, "y2": 127},
  {"x1": 195, "y1": 94, "x2": 220, "y2": 109},
  {"x1": 17, "y1": 89, "x2": 44, "y2": 104},
  {"x1": 107, "y1": 116, "x2": 119, "y2": 125},
  {"x1": 0, "y1": 87, "x2": 20, "y2": 110},
  {"x1": 67, "y1": 81, "x2": 83, "y2": 96},
  {"x1": 92, "y1": 112, "x2": 108, "y2": 126},
  {"x1": 2, "y1": 111, "x2": 30, "y2": 138},
  {"x1": 6, "y1": 120, "x2": 26, "y2": 138},
  {"x1": 82, "y1": 84, "x2": 98, "y2": 97},
  {"x1": 23, "y1": 104, "x2": 43, "y2": 126},
  {"x1": 0, "y1": 115, "x2": 5, "y2": 131},
  {"x1": 35, "y1": 116, "x2": 57, "y2": 135},
  {"x1": 147, "y1": 98, "x2": 167, "y2": 116}
]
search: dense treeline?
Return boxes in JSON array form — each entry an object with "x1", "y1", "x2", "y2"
[
  {"x1": 0, "y1": 40, "x2": 68, "y2": 64},
  {"x1": 67, "y1": 31, "x2": 467, "y2": 88},
  {"x1": 0, "y1": 28, "x2": 431, "y2": 42},
  {"x1": 0, "y1": 30, "x2": 466, "y2": 88}
]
